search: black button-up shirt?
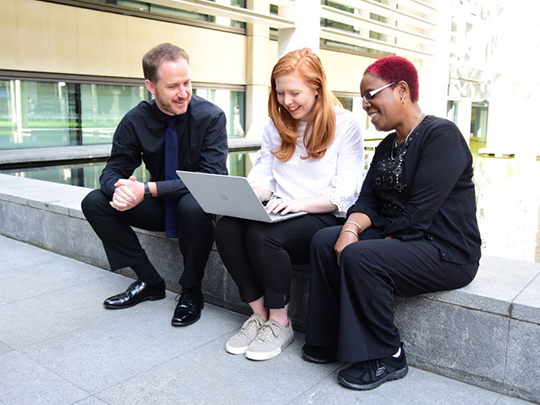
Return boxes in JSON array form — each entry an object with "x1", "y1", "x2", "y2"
[{"x1": 100, "y1": 95, "x2": 228, "y2": 199}]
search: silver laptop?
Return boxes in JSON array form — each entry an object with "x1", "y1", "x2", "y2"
[{"x1": 176, "y1": 171, "x2": 307, "y2": 223}]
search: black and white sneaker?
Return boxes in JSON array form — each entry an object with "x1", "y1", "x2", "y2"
[{"x1": 338, "y1": 344, "x2": 408, "y2": 391}]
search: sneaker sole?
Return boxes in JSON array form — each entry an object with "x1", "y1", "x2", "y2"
[
  {"x1": 225, "y1": 343, "x2": 249, "y2": 355},
  {"x1": 245, "y1": 336, "x2": 294, "y2": 361},
  {"x1": 338, "y1": 364, "x2": 409, "y2": 391}
]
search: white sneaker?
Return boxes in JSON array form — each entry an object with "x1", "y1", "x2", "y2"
[
  {"x1": 245, "y1": 319, "x2": 294, "y2": 361},
  {"x1": 225, "y1": 314, "x2": 265, "y2": 355}
]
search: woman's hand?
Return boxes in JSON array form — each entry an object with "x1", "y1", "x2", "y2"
[
  {"x1": 334, "y1": 213, "x2": 372, "y2": 265},
  {"x1": 334, "y1": 232, "x2": 358, "y2": 265},
  {"x1": 265, "y1": 198, "x2": 304, "y2": 215}
]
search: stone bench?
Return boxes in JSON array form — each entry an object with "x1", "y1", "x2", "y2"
[{"x1": 0, "y1": 172, "x2": 539, "y2": 403}]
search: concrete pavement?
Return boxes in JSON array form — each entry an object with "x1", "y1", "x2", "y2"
[{"x1": 0, "y1": 234, "x2": 536, "y2": 405}]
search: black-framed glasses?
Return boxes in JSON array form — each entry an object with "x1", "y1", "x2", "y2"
[{"x1": 361, "y1": 82, "x2": 395, "y2": 104}]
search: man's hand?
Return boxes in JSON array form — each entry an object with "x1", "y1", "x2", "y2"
[{"x1": 110, "y1": 176, "x2": 144, "y2": 211}]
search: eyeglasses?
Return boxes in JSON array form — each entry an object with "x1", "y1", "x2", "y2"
[{"x1": 361, "y1": 82, "x2": 395, "y2": 104}]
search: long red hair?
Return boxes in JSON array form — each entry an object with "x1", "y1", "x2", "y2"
[{"x1": 268, "y1": 48, "x2": 341, "y2": 161}]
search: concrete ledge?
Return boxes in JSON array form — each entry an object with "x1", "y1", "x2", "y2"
[
  {"x1": 0, "y1": 139, "x2": 261, "y2": 168},
  {"x1": 1, "y1": 173, "x2": 539, "y2": 403}
]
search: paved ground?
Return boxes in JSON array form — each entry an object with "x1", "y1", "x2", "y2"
[{"x1": 0, "y1": 234, "x2": 535, "y2": 405}]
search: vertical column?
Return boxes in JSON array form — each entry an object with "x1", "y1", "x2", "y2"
[
  {"x1": 245, "y1": 0, "x2": 271, "y2": 139},
  {"x1": 386, "y1": 0, "x2": 397, "y2": 45},
  {"x1": 13, "y1": 80, "x2": 23, "y2": 144},
  {"x1": 358, "y1": 8, "x2": 370, "y2": 39},
  {"x1": 277, "y1": 0, "x2": 320, "y2": 57},
  {"x1": 215, "y1": 0, "x2": 231, "y2": 26},
  {"x1": 419, "y1": 1, "x2": 452, "y2": 121},
  {"x1": 455, "y1": 99, "x2": 472, "y2": 143}
]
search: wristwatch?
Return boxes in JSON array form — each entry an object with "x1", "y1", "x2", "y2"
[{"x1": 143, "y1": 182, "x2": 152, "y2": 199}]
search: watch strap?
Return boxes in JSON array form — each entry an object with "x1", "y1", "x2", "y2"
[{"x1": 143, "y1": 182, "x2": 152, "y2": 199}]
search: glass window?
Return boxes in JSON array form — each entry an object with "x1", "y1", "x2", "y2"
[
  {"x1": 336, "y1": 96, "x2": 354, "y2": 112},
  {"x1": 81, "y1": 84, "x2": 149, "y2": 145},
  {"x1": 0, "y1": 81, "x2": 14, "y2": 150},
  {"x1": 91, "y1": 0, "x2": 246, "y2": 28},
  {"x1": 194, "y1": 88, "x2": 246, "y2": 138},
  {"x1": 0, "y1": 77, "x2": 245, "y2": 149},
  {"x1": 0, "y1": 79, "x2": 79, "y2": 149}
]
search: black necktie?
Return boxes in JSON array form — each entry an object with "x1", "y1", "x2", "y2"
[{"x1": 164, "y1": 116, "x2": 179, "y2": 238}]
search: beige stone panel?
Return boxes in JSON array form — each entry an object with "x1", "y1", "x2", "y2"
[
  {"x1": 16, "y1": 0, "x2": 51, "y2": 71},
  {"x1": 247, "y1": 34, "x2": 271, "y2": 86},
  {"x1": 190, "y1": 33, "x2": 246, "y2": 85},
  {"x1": 267, "y1": 43, "x2": 279, "y2": 74},
  {"x1": 76, "y1": 9, "x2": 105, "y2": 75},
  {"x1": 47, "y1": 3, "x2": 78, "y2": 74},
  {"x1": 102, "y1": 13, "x2": 129, "y2": 77},
  {"x1": 124, "y1": 18, "x2": 169, "y2": 79},
  {"x1": 321, "y1": 49, "x2": 373, "y2": 94},
  {"x1": 126, "y1": 21, "x2": 248, "y2": 85},
  {"x1": 0, "y1": 0, "x2": 19, "y2": 68},
  {"x1": 6, "y1": 0, "x2": 247, "y2": 85},
  {"x1": 156, "y1": 26, "x2": 247, "y2": 86}
]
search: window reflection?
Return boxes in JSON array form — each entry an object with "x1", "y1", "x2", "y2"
[
  {"x1": 194, "y1": 88, "x2": 246, "y2": 139},
  {"x1": 81, "y1": 84, "x2": 148, "y2": 145},
  {"x1": 0, "y1": 79, "x2": 245, "y2": 149}
]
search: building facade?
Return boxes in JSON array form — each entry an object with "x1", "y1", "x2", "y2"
[{"x1": 0, "y1": 0, "x2": 504, "y2": 153}]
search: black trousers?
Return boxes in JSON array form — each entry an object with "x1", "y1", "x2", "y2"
[
  {"x1": 81, "y1": 189, "x2": 215, "y2": 288},
  {"x1": 214, "y1": 214, "x2": 343, "y2": 309},
  {"x1": 306, "y1": 226, "x2": 479, "y2": 363}
]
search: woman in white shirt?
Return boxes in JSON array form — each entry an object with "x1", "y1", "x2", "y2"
[{"x1": 214, "y1": 48, "x2": 363, "y2": 361}]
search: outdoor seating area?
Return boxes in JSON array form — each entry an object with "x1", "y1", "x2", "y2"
[{"x1": 0, "y1": 167, "x2": 539, "y2": 403}]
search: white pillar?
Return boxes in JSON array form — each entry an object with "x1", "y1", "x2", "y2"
[
  {"x1": 455, "y1": 99, "x2": 472, "y2": 144},
  {"x1": 419, "y1": 0, "x2": 451, "y2": 119},
  {"x1": 277, "y1": 0, "x2": 320, "y2": 57},
  {"x1": 245, "y1": 0, "x2": 271, "y2": 139}
]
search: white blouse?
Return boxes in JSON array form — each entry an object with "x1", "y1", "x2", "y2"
[{"x1": 248, "y1": 106, "x2": 364, "y2": 217}]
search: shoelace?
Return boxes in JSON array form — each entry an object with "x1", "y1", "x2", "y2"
[
  {"x1": 253, "y1": 321, "x2": 280, "y2": 343},
  {"x1": 175, "y1": 290, "x2": 196, "y2": 307},
  {"x1": 238, "y1": 317, "x2": 261, "y2": 338},
  {"x1": 353, "y1": 359, "x2": 378, "y2": 373}
]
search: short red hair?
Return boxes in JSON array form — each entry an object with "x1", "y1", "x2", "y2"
[{"x1": 364, "y1": 56, "x2": 419, "y2": 102}]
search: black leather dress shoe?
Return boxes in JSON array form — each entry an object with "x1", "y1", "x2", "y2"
[
  {"x1": 302, "y1": 344, "x2": 337, "y2": 364},
  {"x1": 103, "y1": 279, "x2": 166, "y2": 309},
  {"x1": 171, "y1": 288, "x2": 204, "y2": 326}
]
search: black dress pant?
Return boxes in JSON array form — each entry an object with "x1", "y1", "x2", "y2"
[
  {"x1": 306, "y1": 226, "x2": 479, "y2": 363},
  {"x1": 81, "y1": 189, "x2": 215, "y2": 288},
  {"x1": 214, "y1": 214, "x2": 343, "y2": 309}
]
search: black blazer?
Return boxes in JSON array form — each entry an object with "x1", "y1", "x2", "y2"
[{"x1": 348, "y1": 116, "x2": 481, "y2": 265}]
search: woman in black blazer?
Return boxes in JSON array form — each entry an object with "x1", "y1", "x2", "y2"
[{"x1": 302, "y1": 55, "x2": 481, "y2": 391}]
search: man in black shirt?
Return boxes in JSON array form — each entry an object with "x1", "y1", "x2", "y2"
[{"x1": 81, "y1": 43, "x2": 228, "y2": 326}]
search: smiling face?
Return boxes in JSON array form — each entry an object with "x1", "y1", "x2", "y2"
[
  {"x1": 145, "y1": 57, "x2": 192, "y2": 116},
  {"x1": 274, "y1": 72, "x2": 318, "y2": 123},
  {"x1": 360, "y1": 74, "x2": 401, "y2": 132}
]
